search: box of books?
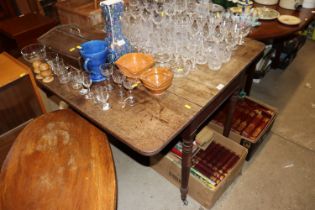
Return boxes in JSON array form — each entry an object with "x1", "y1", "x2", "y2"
[
  {"x1": 152, "y1": 130, "x2": 247, "y2": 209},
  {"x1": 209, "y1": 96, "x2": 277, "y2": 160}
]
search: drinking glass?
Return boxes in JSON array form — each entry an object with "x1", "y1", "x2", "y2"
[
  {"x1": 112, "y1": 70, "x2": 125, "y2": 103},
  {"x1": 71, "y1": 70, "x2": 83, "y2": 90},
  {"x1": 122, "y1": 77, "x2": 139, "y2": 107},
  {"x1": 128, "y1": 0, "x2": 139, "y2": 7},
  {"x1": 208, "y1": 56, "x2": 222, "y2": 71},
  {"x1": 45, "y1": 52, "x2": 59, "y2": 73},
  {"x1": 53, "y1": 57, "x2": 66, "y2": 76},
  {"x1": 175, "y1": 0, "x2": 186, "y2": 14},
  {"x1": 96, "y1": 86, "x2": 111, "y2": 111},
  {"x1": 81, "y1": 73, "x2": 93, "y2": 99},
  {"x1": 58, "y1": 70, "x2": 71, "y2": 84},
  {"x1": 100, "y1": 63, "x2": 114, "y2": 91},
  {"x1": 54, "y1": 59, "x2": 70, "y2": 84}
]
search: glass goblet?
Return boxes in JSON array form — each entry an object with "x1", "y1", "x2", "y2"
[
  {"x1": 81, "y1": 73, "x2": 93, "y2": 99},
  {"x1": 100, "y1": 63, "x2": 114, "y2": 91},
  {"x1": 96, "y1": 86, "x2": 111, "y2": 111},
  {"x1": 122, "y1": 77, "x2": 139, "y2": 107},
  {"x1": 112, "y1": 70, "x2": 125, "y2": 104}
]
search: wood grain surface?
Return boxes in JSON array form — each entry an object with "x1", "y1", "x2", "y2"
[
  {"x1": 0, "y1": 109, "x2": 116, "y2": 210},
  {"x1": 36, "y1": 38, "x2": 265, "y2": 156},
  {"x1": 249, "y1": 3, "x2": 314, "y2": 41},
  {"x1": 0, "y1": 120, "x2": 31, "y2": 167}
]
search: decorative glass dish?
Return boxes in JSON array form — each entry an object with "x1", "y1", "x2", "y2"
[
  {"x1": 115, "y1": 53, "x2": 155, "y2": 79},
  {"x1": 21, "y1": 43, "x2": 46, "y2": 63},
  {"x1": 140, "y1": 67, "x2": 173, "y2": 95}
]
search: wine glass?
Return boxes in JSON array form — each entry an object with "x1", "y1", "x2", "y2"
[
  {"x1": 122, "y1": 76, "x2": 139, "y2": 107},
  {"x1": 81, "y1": 73, "x2": 93, "y2": 99},
  {"x1": 96, "y1": 86, "x2": 111, "y2": 111},
  {"x1": 112, "y1": 69, "x2": 125, "y2": 104},
  {"x1": 128, "y1": 0, "x2": 139, "y2": 7},
  {"x1": 100, "y1": 63, "x2": 114, "y2": 91}
]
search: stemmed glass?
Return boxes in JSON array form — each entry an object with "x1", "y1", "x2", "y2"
[
  {"x1": 128, "y1": 0, "x2": 139, "y2": 7},
  {"x1": 122, "y1": 76, "x2": 139, "y2": 107},
  {"x1": 186, "y1": 0, "x2": 196, "y2": 21},
  {"x1": 175, "y1": 0, "x2": 186, "y2": 15},
  {"x1": 96, "y1": 86, "x2": 111, "y2": 111},
  {"x1": 100, "y1": 63, "x2": 114, "y2": 91},
  {"x1": 112, "y1": 70, "x2": 125, "y2": 103},
  {"x1": 81, "y1": 73, "x2": 93, "y2": 99}
]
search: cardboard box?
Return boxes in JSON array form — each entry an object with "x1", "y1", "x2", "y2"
[
  {"x1": 209, "y1": 96, "x2": 277, "y2": 160},
  {"x1": 152, "y1": 131, "x2": 247, "y2": 209}
]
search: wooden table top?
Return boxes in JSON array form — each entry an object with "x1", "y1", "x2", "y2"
[
  {"x1": 0, "y1": 109, "x2": 116, "y2": 210},
  {"x1": 37, "y1": 39, "x2": 264, "y2": 156},
  {"x1": 249, "y1": 4, "x2": 314, "y2": 41}
]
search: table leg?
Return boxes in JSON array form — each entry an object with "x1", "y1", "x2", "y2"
[
  {"x1": 180, "y1": 133, "x2": 194, "y2": 205},
  {"x1": 244, "y1": 62, "x2": 255, "y2": 95},
  {"x1": 271, "y1": 40, "x2": 283, "y2": 69},
  {"x1": 223, "y1": 91, "x2": 238, "y2": 137},
  {"x1": 244, "y1": 53, "x2": 263, "y2": 95}
]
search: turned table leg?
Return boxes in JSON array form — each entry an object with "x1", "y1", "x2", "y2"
[
  {"x1": 223, "y1": 91, "x2": 239, "y2": 137},
  {"x1": 180, "y1": 133, "x2": 195, "y2": 205}
]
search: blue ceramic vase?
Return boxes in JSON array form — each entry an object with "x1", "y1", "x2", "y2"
[{"x1": 100, "y1": 0, "x2": 132, "y2": 63}]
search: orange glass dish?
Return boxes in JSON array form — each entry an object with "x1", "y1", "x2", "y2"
[
  {"x1": 140, "y1": 67, "x2": 173, "y2": 95},
  {"x1": 115, "y1": 53, "x2": 155, "y2": 79}
]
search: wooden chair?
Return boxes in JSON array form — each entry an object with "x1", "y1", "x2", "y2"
[{"x1": 0, "y1": 109, "x2": 117, "y2": 210}]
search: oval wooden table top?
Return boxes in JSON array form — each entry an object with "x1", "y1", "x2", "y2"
[
  {"x1": 249, "y1": 3, "x2": 314, "y2": 41},
  {"x1": 0, "y1": 109, "x2": 116, "y2": 210}
]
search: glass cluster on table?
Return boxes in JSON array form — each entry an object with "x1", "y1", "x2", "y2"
[
  {"x1": 44, "y1": 52, "x2": 140, "y2": 111},
  {"x1": 121, "y1": 0, "x2": 257, "y2": 77}
]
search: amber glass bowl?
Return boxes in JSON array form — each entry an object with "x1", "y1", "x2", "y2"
[
  {"x1": 115, "y1": 53, "x2": 155, "y2": 79},
  {"x1": 140, "y1": 67, "x2": 173, "y2": 95}
]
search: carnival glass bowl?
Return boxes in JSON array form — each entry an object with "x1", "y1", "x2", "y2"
[
  {"x1": 140, "y1": 67, "x2": 173, "y2": 95},
  {"x1": 115, "y1": 53, "x2": 155, "y2": 78}
]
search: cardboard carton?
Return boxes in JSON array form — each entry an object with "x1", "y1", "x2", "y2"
[{"x1": 152, "y1": 131, "x2": 247, "y2": 209}]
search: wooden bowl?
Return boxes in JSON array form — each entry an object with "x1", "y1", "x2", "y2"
[
  {"x1": 140, "y1": 67, "x2": 173, "y2": 95},
  {"x1": 115, "y1": 53, "x2": 155, "y2": 78}
]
